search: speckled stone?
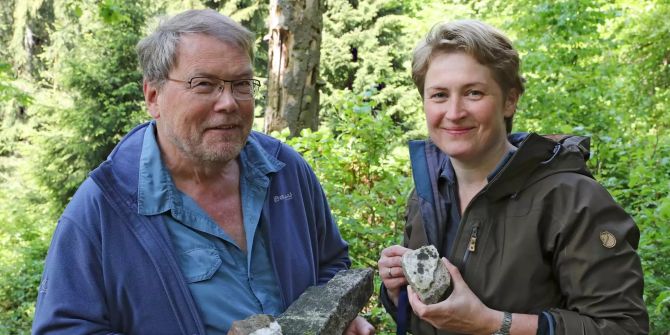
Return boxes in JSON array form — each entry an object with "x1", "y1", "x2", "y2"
[{"x1": 401, "y1": 245, "x2": 451, "y2": 304}]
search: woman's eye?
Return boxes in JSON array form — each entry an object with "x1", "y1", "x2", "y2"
[
  {"x1": 467, "y1": 90, "x2": 483, "y2": 97},
  {"x1": 430, "y1": 92, "x2": 448, "y2": 99}
]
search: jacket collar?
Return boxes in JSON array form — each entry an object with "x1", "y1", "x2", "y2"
[
  {"x1": 483, "y1": 133, "x2": 560, "y2": 200},
  {"x1": 436, "y1": 144, "x2": 517, "y2": 187},
  {"x1": 484, "y1": 133, "x2": 593, "y2": 200},
  {"x1": 409, "y1": 133, "x2": 592, "y2": 202}
]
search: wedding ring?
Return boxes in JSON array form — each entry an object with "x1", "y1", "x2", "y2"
[{"x1": 388, "y1": 267, "x2": 393, "y2": 278}]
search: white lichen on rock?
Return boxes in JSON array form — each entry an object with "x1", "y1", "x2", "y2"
[{"x1": 401, "y1": 245, "x2": 451, "y2": 304}]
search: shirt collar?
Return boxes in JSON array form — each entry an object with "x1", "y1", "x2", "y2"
[
  {"x1": 137, "y1": 121, "x2": 176, "y2": 215},
  {"x1": 137, "y1": 122, "x2": 285, "y2": 215},
  {"x1": 437, "y1": 147, "x2": 517, "y2": 184},
  {"x1": 239, "y1": 133, "x2": 285, "y2": 188}
]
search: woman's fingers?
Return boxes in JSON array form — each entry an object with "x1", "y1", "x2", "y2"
[
  {"x1": 378, "y1": 245, "x2": 411, "y2": 281},
  {"x1": 441, "y1": 257, "x2": 464, "y2": 288},
  {"x1": 381, "y1": 245, "x2": 410, "y2": 257}
]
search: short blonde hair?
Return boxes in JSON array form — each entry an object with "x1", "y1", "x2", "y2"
[{"x1": 412, "y1": 20, "x2": 524, "y2": 132}]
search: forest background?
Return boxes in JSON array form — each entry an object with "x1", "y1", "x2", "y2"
[{"x1": 1, "y1": 0, "x2": 669, "y2": 334}]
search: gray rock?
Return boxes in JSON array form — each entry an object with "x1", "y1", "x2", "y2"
[
  {"x1": 277, "y1": 268, "x2": 374, "y2": 335},
  {"x1": 401, "y1": 245, "x2": 450, "y2": 304},
  {"x1": 228, "y1": 314, "x2": 282, "y2": 335}
]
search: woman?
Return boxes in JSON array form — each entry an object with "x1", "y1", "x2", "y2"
[{"x1": 378, "y1": 20, "x2": 648, "y2": 335}]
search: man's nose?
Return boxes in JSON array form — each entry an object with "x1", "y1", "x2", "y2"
[{"x1": 213, "y1": 83, "x2": 239, "y2": 111}]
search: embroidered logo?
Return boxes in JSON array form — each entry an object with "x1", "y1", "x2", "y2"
[
  {"x1": 39, "y1": 277, "x2": 48, "y2": 293},
  {"x1": 274, "y1": 192, "x2": 294, "y2": 203},
  {"x1": 600, "y1": 231, "x2": 617, "y2": 248}
]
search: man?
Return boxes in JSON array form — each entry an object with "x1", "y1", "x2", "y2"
[{"x1": 32, "y1": 9, "x2": 373, "y2": 334}]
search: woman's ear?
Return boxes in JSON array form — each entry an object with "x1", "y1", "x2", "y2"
[{"x1": 503, "y1": 89, "x2": 520, "y2": 118}]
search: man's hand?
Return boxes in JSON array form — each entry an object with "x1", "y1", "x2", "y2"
[
  {"x1": 378, "y1": 245, "x2": 411, "y2": 306},
  {"x1": 344, "y1": 316, "x2": 375, "y2": 335},
  {"x1": 407, "y1": 257, "x2": 501, "y2": 334}
]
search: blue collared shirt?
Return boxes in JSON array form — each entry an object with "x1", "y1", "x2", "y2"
[{"x1": 137, "y1": 122, "x2": 283, "y2": 334}]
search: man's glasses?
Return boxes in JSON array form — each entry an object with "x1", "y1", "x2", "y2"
[{"x1": 168, "y1": 77, "x2": 261, "y2": 101}]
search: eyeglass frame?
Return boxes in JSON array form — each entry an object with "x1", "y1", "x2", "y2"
[{"x1": 167, "y1": 77, "x2": 261, "y2": 101}]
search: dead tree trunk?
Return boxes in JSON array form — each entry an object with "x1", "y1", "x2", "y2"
[{"x1": 263, "y1": 0, "x2": 323, "y2": 137}]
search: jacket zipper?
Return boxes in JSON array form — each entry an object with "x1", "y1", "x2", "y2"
[
  {"x1": 449, "y1": 144, "x2": 519, "y2": 278},
  {"x1": 455, "y1": 148, "x2": 512, "y2": 271},
  {"x1": 461, "y1": 223, "x2": 479, "y2": 272}
]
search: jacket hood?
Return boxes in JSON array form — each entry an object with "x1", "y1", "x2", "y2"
[{"x1": 483, "y1": 132, "x2": 593, "y2": 200}]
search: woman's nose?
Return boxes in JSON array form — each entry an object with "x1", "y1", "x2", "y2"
[{"x1": 444, "y1": 96, "x2": 465, "y2": 120}]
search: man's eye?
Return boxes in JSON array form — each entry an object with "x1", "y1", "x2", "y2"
[
  {"x1": 190, "y1": 79, "x2": 218, "y2": 93},
  {"x1": 234, "y1": 80, "x2": 252, "y2": 88},
  {"x1": 192, "y1": 80, "x2": 215, "y2": 87},
  {"x1": 234, "y1": 80, "x2": 254, "y2": 94},
  {"x1": 429, "y1": 92, "x2": 447, "y2": 99},
  {"x1": 467, "y1": 90, "x2": 483, "y2": 97}
]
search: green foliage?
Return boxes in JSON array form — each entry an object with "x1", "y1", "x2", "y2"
[
  {"x1": 0, "y1": 63, "x2": 33, "y2": 158},
  {"x1": 0, "y1": 187, "x2": 54, "y2": 334},
  {"x1": 640, "y1": 192, "x2": 670, "y2": 331},
  {"x1": 98, "y1": 0, "x2": 135, "y2": 24},
  {"x1": 488, "y1": 0, "x2": 616, "y2": 136},
  {"x1": 286, "y1": 90, "x2": 411, "y2": 267},
  {"x1": 0, "y1": 63, "x2": 32, "y2": 107},
  {"x1": 32, "y1": 0, "x2": 148, "y2": 207},
  {"x1": 7, "y1": 0, "x2": 55, "y2": 80},
  {"x1": 1, "y1": 0, "x2": 670, "y2": 333},
  {"x1": 277, "y1": 90, "x2": 412, "y2": 332},
  {"x1": 0, "y1": 138, "x2": 57, "y2": 333},
  {"x1": 321, "y1": 0, "x2": 425, "y2": 135}
]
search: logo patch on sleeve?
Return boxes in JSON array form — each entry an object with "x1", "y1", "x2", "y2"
[
  {"x1": 600, "y1": 231, "x2": 617, "y2": 248},
  {"x1": 39, "y1": 277, "x2": 48, "y2": 293}
]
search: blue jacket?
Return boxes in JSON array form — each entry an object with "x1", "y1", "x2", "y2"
[{"x1": 32, "y1": 123, "x2": 350, "y2": 335}]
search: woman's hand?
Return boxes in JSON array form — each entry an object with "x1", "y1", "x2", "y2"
[
  {"x1": 344, "y1": 316, "x2": 375, "y2": 335},
  {"x1": 378, "y1": 245, "x2": 410, "y2": 306},
  {"x1": 407, "y1": 257, "x2": 502, "y2": 334}
]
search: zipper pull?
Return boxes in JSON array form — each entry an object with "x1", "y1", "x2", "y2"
[{"x1": 468, "y1": 226, "x2": 479, "y2": 252}]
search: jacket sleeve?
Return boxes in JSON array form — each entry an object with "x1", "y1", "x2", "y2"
[
  {"x1": 547, "y1": 176, "x2": 649, "y2": 334},
  {"x1": 32, "y1": 216, "x2": 123, "y2": 335}
]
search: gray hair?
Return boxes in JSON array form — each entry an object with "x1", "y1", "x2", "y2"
[
  {"x1": 412, "y1": 20, "x2": 524, "y2": 132},
  {"x1": 137, "y1": 9, "x2": 254, "y2": 87}
]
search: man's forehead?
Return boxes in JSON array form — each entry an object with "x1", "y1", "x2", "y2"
[
  {"x1": 177, "y1": 33, "x2": 249, "y2": 55},
  {"x1": 173, "y1": 33, "x2": 252, "y2": 76}
]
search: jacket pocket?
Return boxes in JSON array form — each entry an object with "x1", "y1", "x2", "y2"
[{"x1": 178, "y1": 248, "x2": 222, "y2": 283}]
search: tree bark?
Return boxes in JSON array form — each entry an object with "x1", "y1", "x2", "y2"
[{"x1": 264, "y1": 0, "x2": 323, "y2": 137}]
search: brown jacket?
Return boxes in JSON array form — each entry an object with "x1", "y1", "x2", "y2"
[{"x1": 381, "y1": 133, "x2": 648, "y2": 334}]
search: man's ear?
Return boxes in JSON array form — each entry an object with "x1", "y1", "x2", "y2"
[
  {"x1": 503, "y1": 89, "x2": 520, "y2": 118},
  {"x1": 143, "y1": 80, "x2": 160, "y2": 119}
]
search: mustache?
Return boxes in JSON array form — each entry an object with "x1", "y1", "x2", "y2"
[{"x1": 201, "y1": 118, "x2": 245, "y2": 130}]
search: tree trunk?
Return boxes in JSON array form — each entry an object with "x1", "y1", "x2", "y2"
[{"x1": 264, "y1": 0, "x2": 323, "y2": 137}]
